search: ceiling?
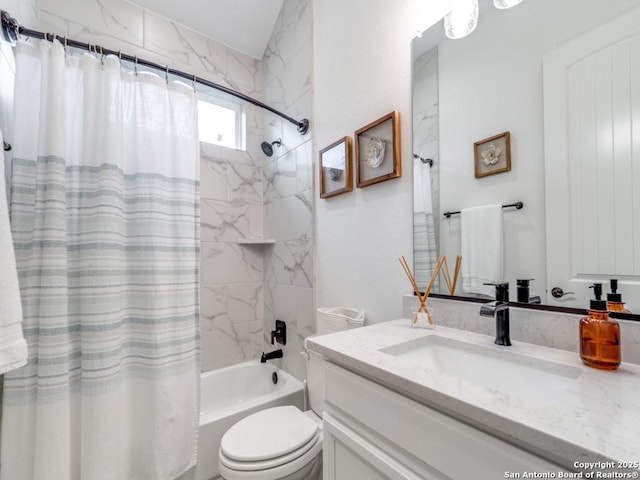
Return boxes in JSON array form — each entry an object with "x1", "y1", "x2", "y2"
[{"x1": 128, "y1": 0, "x2": 285, "y2": 59}]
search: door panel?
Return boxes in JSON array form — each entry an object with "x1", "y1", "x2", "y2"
[{"x1": 544, "y1": 6, "x2": 640, "y2": 309}]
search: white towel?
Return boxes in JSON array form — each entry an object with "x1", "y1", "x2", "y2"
[
  {"x1": 0, "y1": 128, "x2": 27, "y2": 374},
  {"x1": 461, "y1": 204, "x2": 504, "y2": 297}
]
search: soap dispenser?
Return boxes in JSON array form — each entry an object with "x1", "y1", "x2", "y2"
[
  {"x1": 607, "y1": 279, "x2": 631, "y2": 314},
  {"x1": 579, "y1": 283, "x2": 620, "y2": 370}
]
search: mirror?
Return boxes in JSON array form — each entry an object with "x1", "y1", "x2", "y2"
[{"x1": 412, "y1": 0, "x2": 640, "y2": 313}]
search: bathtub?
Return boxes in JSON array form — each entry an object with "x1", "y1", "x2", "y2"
[{"x1": 195, "y1": 361, "x2": 305, "y2": 480}]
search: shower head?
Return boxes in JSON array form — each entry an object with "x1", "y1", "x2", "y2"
[{"x1": 261, "y1": 138, "x2": 282, "y2": 157}]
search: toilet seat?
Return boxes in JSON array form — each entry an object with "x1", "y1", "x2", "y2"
[
  {"x1": 219, "y1": 406, "x2": 323, "y2": 479},
  {"x1": 220, "y1": 405, "x2": 320, "y2": 471}
]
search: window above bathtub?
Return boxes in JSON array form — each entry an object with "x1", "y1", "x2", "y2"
[{"x1": 197, "y1": 91, "x2": 245, "y2": 151}]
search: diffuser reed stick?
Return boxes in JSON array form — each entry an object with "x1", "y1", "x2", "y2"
[
  {"x1": 399, "y1": 256, "x2": 431, "y2": 324},
  {"x1": 452, "y1": 255, "x2": 462, "y2": 294},
  {"x1": 440, "y1": 255, "x2": 463, "y2": 295},
  {"x1": 399, "y1": 256, "x2": 447, "y2": 326}
]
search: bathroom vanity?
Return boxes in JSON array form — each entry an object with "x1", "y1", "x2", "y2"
[{"x1": 307, "y1": 320, "x2": 640, "y2": 479}]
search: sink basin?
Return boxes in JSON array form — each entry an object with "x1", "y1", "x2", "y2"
[{"x1": 380, "y1": 334, "x2": 583, "y2": 399}]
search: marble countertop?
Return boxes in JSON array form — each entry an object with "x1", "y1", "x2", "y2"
[{"x1": 307, "y1": 319, "x2": 640, "y2": 470}]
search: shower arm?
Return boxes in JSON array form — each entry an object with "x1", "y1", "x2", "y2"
[{"x1": 0, "y1": 10, "x2": 310, "y2": 135}]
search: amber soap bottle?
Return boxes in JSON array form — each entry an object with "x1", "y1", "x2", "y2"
[
  {"x1": 579, "y1": 283, "x2": 621, "y2": 370},
  {"x1": 607, "y1": 279, "x2": 631, "y2": 313}
]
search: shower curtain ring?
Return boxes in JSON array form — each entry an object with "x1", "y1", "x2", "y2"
[
  {"x1": 165, "y1": 65, "x2": 169, "y2": 84},
  {"x1": 134, "y1": 56, "x2": 138, "y2": 75},
  {"x1": 192, "y1": 74, "x2": 197, "y2": 92},
  {"x1": 99, "y1": 45, "x2": 104, "y2": 65}
]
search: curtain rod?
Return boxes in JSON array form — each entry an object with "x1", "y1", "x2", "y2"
[{"x1": 0, "y1": 10, "x2": 309, "y2": 135}]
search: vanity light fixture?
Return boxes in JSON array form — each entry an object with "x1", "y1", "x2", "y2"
[
  {"x1": 444, "y1": 0, "x2": 479, "y2": 39},
  {"x1": 443, "y1": 0, "x2": 524, "y2": 40},
  {"x1": 493, "y1": 0, "x2": 524, "y2": 9}
]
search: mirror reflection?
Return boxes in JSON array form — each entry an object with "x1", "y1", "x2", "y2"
[{"x1": 412, "y1": 0, "x2": 640, "y2": 313}]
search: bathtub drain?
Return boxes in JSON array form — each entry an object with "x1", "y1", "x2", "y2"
[{"x1": 272, "y1": 372, "x2": 278, "y2": 384}]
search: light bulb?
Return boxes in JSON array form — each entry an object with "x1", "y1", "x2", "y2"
[
  {"x1": 444, "y1": 0, "x2": 478, "y2": 39},
  {"x1": 493, "y1": 0, "x2": 524, "y2": 9}
]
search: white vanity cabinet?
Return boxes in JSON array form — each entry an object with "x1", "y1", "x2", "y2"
[{"x1": 322, "y1": 362, "x2": 568, "y2": 480}]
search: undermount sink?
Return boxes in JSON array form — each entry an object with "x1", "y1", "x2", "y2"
[{"x1": 380, "y1": 334, "x2": 583, "y2": 399}]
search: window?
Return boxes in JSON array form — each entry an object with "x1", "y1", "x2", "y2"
[{"x1": 197, "y1": 92, "x2": 245, "y2": 150}]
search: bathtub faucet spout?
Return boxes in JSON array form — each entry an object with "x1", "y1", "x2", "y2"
[{"x1": 261, "y1": 349, "x2": 283, "y2": 363}]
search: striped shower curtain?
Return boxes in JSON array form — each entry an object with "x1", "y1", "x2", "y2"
[
  {"x1": 1, "y1": 40, "x2": 200, "y2": 480},
  {"x1": 413, "y1": 159, "x2": 438, "y2": 291}
]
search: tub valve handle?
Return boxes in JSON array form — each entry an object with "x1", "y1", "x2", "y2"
[{"x1": 271, "y1": 319, "x2": 287, "y2": 345}]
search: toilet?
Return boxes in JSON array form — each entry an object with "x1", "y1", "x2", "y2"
[{"x1": 218, "y1": 340, "x2": 325, "y2": 480}]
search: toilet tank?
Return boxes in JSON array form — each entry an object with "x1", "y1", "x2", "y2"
[{"x1": 304, "y1": 339, "x2": 325, "y2": 417}]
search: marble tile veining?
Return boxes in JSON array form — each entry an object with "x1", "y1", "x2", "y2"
[
  {"x1": 200, "y1": 284, "x2": 228, "y2": 328},
  {"x1": 200, "y1": 156, "x2": 227, "y2": 201},
  {"x1": 265, "y1": 238, "x2": 313, "y2": 288},
  {"x1": 227, "y1": 163, "x2": 262, "y2": 204},
  {"x1": 200, "y1": 319, "x2": 262, "y2": 372},
  {"x1": 264, "y1": 190, "x2": 312, "y2": 241},
  {"x1": 40, "y1": 0, "x2": 144, "y2": 46},
  {"x1": 228, "y1": 282, "x2": 264, "y2": 323},
  {"x1": 143, "y1": 11, "x2": 229, "y2": 88},
  {"x1": 200, "y1": 242, "x2": 262, "y2": 285},
  {"x1": 263, "y1": 149, "x2": 298, "y2": 204},
  {"x1": 201, "y1": 198, "x2": 260, "y2": 242}
]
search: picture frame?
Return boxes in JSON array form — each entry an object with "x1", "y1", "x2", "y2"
[
  {"x1": 319, "y1": 136, "x2": 353, "y2": 198},
  {"x1": 355, "y1": 111, "x2": 401, "y2": 188},
  {"x1": 474, "y1": 131, "x2": 511, "y2": 178}
]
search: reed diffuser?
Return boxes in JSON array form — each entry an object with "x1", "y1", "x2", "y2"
[
  {"x1": 400, "y1": 255, "x2": 463, "y2": 328},
  {"x1": 400, "y1": 256, "x2": 440, "y2": 328}
]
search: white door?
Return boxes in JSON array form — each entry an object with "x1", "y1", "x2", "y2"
[{"x1": 543, "y1": 6, "x2": 640, "y2": 311}]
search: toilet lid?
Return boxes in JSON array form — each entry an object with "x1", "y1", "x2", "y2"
[{"x1": 220, "y1": 405, "x2": 319, "y2": 463}]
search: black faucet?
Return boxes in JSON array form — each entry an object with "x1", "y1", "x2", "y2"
[
  {"x1": 479, "y1": 282, "x2": 511, "y2": 346},
  {"x1": 261, "y1": 349, "x2": 283, "y2": 363}
]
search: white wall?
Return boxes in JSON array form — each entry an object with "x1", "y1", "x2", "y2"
[{"x1": 313, "y1": 0, "x2": 416, "y2": 324}]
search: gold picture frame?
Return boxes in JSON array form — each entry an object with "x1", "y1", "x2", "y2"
[
  {"x1": 355, "y1": 111, "x2": 401, "y2": 188},
  {"x1": 474, "y1": 131, "x2": 511, "y2": 178},
  {"x1": 319, "y1": 136, "x2": 353, "y2": 198}
]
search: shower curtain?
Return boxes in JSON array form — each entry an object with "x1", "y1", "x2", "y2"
[
  {"x1": 1, "y1": 40, "x2": 200, "y2": 480},
  {"x1": 413, "y1": 159, "x2": 438, "y2": 289}
]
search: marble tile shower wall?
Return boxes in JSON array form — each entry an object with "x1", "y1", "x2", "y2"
[
  {"x1": 262, "y1": 0, "x2": 314, "y2": 381},
  {"x1": 200, "y1": 143, "x2": 265, "y2": 371},
  {"x1": 35, "y1": 0, "x2": 269, "y2": 371},
  {"x1": 412, "y1": 47, "x2": 440, "y2": 239}
]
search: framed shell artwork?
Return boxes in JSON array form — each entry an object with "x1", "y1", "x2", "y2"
[
  {"x1": 355, "y1": 111, "x2": 401, "y2": 188},
  {"x1": 474, "y1": 131, "x2": 511, "y2": 178},
  {"x1": 319, "y1": 136, "x2": 353, "y2": 198}
]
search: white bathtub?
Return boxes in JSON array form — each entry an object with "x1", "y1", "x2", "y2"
[{"x1": 195, "y1": 361, "x2": 305, "y2": 480}]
